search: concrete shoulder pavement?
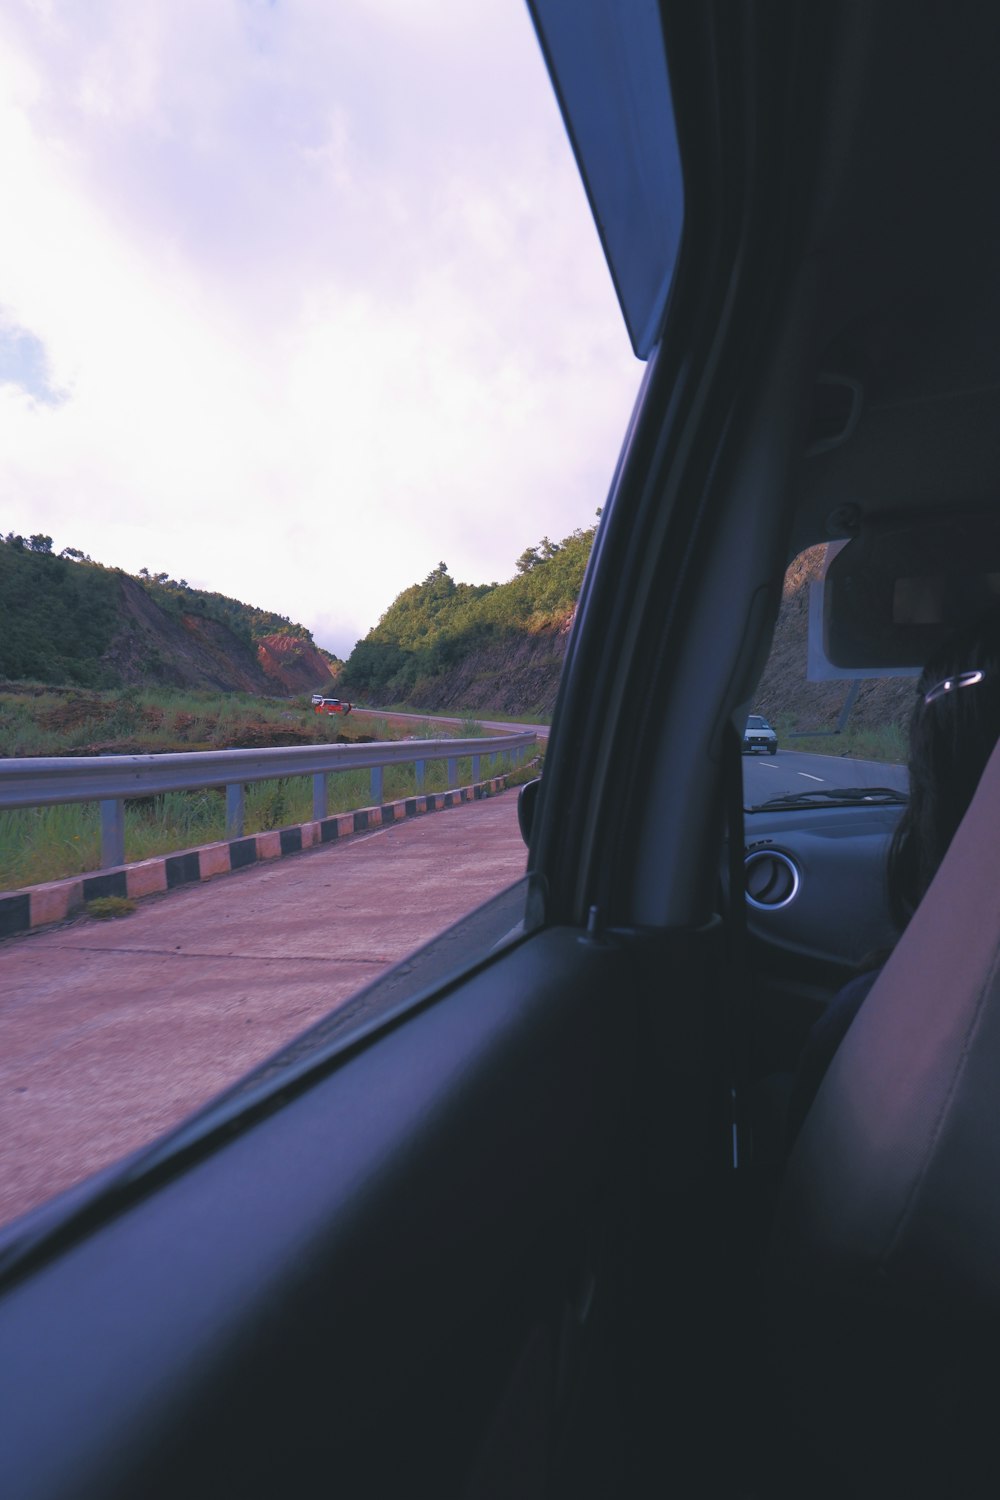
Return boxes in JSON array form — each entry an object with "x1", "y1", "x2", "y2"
[{"x1": 0, "y1": 789, "x2": 529, "y2": 1230}]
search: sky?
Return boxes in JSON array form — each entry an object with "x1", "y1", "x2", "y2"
[{"x1": 0, "y1": 0, "x2": 641, "y2": 659}]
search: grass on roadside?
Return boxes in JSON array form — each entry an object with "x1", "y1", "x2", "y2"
[
  {"x1": 0, "y1": 681, "x2": 538, "y2": 890},
  {"x1": 0, "y1": 749, "x2": 532, "y2": 892},
  {"x1": 0, "y1": 683, "x2": 370, "y2": 758},
  {"x1": 776, "y1": 720, "x2": 907, "y2": 764},
  {"x1": 373, "y1": 701, "x2": 552, "y2": 727},
  {"x1": 86, "y1": 896, "x2": 136, "y2": 920},
  {"x1": 501, "y1": 757, "x2": 544, "y2": 789}
]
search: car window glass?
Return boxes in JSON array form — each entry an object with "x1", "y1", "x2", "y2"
[
  {"x1": 0, "y1": 3, "x2": 646, "y2": 1236},
  {"x1": 743, "y1": 545, "x2": 912, "y2": 808}
]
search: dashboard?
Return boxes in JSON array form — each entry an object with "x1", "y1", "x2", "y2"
[{"x1": 742, "y1": 801, "x2": 905, "y2": 971}]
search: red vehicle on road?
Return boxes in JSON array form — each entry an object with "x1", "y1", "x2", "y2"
[{"x1": 311, "y1": 695, "x2": 352, "y2": 716}]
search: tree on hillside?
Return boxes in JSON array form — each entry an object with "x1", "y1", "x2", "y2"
[
  {"x1": 341, "y1": 520, "x2": 598, "y2": 702},
  {"x1": 0, "y1": 540, "x2": 120, "y2": 686},
  {"x1": 517, "y1": 536, "x2": 563, "y2": 572},
  {"x1": 135, "y1": 566, "x2": 316, "y2": 648},
  {"x1": 27, "y1": 534, "x2": 53, "y2": 554}
]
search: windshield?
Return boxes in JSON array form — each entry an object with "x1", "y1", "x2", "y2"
[{"x1": 744, "y1": 546, "x2": 912, "y2": 810}]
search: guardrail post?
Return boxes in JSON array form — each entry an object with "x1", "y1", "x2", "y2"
[
  {"x1": 370, "y1": 765, "x2": 383, "y2": 804},
  {"x1": 100, "y1": 798, "x2": 125, "y2": 868},
  {"x1": 415, "y1": 759, "x2": 425, "y2": 793},
  {"x1": 472, "y1": 753, "x2": 480, "y2": 783},
  {"x1": 447, "y1": 756, "x2": 458, "y2": 788},
  {"x1": 312, "y1": 772, "x2": 327, "y2": 821},
  {"x1": 226, "y1": 783, "x2": 245, "y2": 839}
]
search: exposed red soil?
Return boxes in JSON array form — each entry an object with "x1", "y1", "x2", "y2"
[
  {"x1": 39, "y1": 697, "x2": 108, "y2": 732},
  {"x1": 257, "y1": 634, "x2": 336, "y2": 696},
  {"x1": 101, "y1": 576, "x2": 275, "y2": 694}
]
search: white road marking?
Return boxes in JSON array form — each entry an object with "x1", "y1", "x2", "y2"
[
  {"x1": 760, "y1": 761, "x2": 780, "y2": 769},
  {"x1": 797, "y1": 771, "x2": 824, "y2": 781}
]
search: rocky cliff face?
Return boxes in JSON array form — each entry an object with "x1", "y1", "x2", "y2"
[
  {"x1": 404, "y1": 619, "x2": 572, "y2": 716},
  {"x1": 257, "y1": 634, "x2": 337, "y2": 695},
  {"x1": 98, "y1": 576, "x2": 333, "y2": 696},
  {"x1": 100, "y1": 576, "x2": 271, "y2": 692}
]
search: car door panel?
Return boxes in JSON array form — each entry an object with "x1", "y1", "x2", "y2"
[{"x1": 0, "y1": 926, "x2": 658, "y2": 1500}]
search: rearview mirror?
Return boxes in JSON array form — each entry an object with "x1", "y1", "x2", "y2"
[{"x1": 814, "y1": 514, "x2": 1000, "y2": 674}]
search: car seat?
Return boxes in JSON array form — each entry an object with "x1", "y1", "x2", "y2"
[{"x1": 767, "y1": 731, "x2": 1000, "y2": 1496}]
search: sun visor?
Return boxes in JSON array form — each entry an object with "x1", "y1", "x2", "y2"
[
  {"x1": 808, "y1": 519, "x2": 1000, "y2": 680},
  {"x1": 528, "y1": 0, "x2": 684, "y2": 358}
]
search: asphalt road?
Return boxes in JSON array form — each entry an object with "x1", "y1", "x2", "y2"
[
  {"x1": 742, "y1": 746, "x2": 908, "y2": 805},
  {"x1": 0, "y1": 790, "x2": 529, "y2": 1233},
  {"x1": 354, "y1": 707, "x2": 550, "y2": 740}
]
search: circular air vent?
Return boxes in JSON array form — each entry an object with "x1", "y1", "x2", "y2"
[{"x1": 744, "y1": 848, "x2": 800, "y2": 910}]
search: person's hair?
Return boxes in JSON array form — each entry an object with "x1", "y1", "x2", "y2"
[{"x1": 887, "y1": 605, "x2": 1000, "y2": 929}]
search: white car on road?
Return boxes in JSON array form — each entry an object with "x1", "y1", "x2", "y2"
[{"x1": 743, "y1": 714, "x2": 777, "y2": 754}]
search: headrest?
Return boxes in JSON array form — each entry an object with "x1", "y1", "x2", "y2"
[{"x1": 772, "y1": 728, "x2": 1000, "y2": 1310}]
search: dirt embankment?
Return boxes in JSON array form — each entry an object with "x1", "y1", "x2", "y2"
[
  {"x1": 754, "y1": 546, "x2": 916, "y2": 731},
  {"x1": 404, "y1": 619, "x2": 573, "y2": 716},
  {"x1": 257, "y1": 634, "x2": 337, "y2": 695},
  {"x1": 97, "y1": 578, "x2": 334, "y2": 698},
  {"x1": 102, "y1": 576, "x2": 273, "y2": 693}
]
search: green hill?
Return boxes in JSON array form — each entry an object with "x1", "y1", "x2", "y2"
[
  {"x1": 0, "y1": 532, "x2": 337, "y2": 694},
  {"x1": 341, "y1": 524, "x2": 596, "y2": 709},
  {"x1": 0, "y1": 536, "x2": 121, "y2": 687},
  {"x1": 135, "y1": 567, "x2": 314, "y2": 647}
]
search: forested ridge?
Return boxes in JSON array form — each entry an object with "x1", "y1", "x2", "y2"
[
  {"x1": 341, "y1": 522, "x2": 597, "y2": 707},
  {"x1": 2, "y1": 524, "x2": 914, "y2": 729},
  {"x1": 136, "y1": 568, "x2": 314, "y2": 647},
  {"x1": 0, "y1": 521, "x2": 596, "y2": 709},
  {"x1": 0, "y1": 532, "x2": 333, "y2": 690},
  {"x1": 0, "y1": 536, "x2": 121, "y2": 686}
]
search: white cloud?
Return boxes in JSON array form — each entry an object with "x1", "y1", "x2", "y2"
[{"x1": 0, "y1": 0, "x2": 641, "y2": 658}]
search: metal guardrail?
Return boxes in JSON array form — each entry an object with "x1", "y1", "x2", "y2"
[{"x1": 0, "y1": 732, "x2": 537, "y2": 870}]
